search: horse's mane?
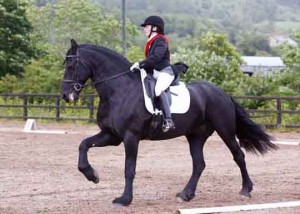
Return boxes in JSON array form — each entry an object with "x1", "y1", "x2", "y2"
[{"x1": 79, "y1": 44, "x2": 131, "y2": 65}]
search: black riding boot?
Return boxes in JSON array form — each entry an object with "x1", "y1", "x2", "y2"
[{"x1": 159, "y1": 91, "x2": 175, "y2": 132}]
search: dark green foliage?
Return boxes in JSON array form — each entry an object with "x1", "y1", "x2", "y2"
[
  {"x1": 0, "y1": 0, "x2": 138, "y2": 93},
  {"x1": 237, "y1": 33, "x2": 272, "y2": 56},
  {"x1": 94, "y1": 0, "x2": 300, "y2": 38},
  {"x1": 0, "y1": 0, "x2": 38, "y2": 77},
  {"x1": 172, "y1": 33, "x2": 245, "y2": 94}
]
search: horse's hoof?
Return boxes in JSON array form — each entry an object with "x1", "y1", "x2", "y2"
[
  {"x1": 92, "y1": 170, "x2": 99, "y2": 184},
  {"x1": 239, "y1": 189, "x2": 251, "y2": 197},
  {"x1": 112, "y1": 203, "x2": 125, "y2": 208},
  {"x1": 79, "y1": 165, "x2": 99, "y2": 183},
  {"x1": 176, "y1": 195, "x2": 184, "y2": 203},
  {"x1": 176, "y1": 191, "x2": 195, "y2": 202},
  {"x1": 112, "y1": 196, "x2": 133, "y2": 206}
]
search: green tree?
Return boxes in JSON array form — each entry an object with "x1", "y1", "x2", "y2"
[
  {"x1": 236, "y1": 33, "x2": 272, "y2": 56},
  {"x1": 27, "y1": 0, "x2": 138, "y2": 57},
  {"x1": 0, "y1": 0, "x2": 138, "y2": 93},
  {"x1": 173, "y1": 33, "x2": 244, "y2": 93},
  {"x1": 0, "y1": 0, "x2": 37, "y2": 77},
  {"x1": 276, "y1": 32, "x2": 300, "y2": 94},
  {"x1": 280, "y1": 32, "x2": 300, "y2": 68}
]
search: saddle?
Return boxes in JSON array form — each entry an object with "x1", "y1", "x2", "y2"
[
  {"x1": 140, "y1": 62, "x2": 190, "y2": 137},
  {"x1": 144, "y1": 62, "x2": 189, "y2": 101},
  {"x1": 141, "y1": 62, "x2": 190, "y2": 115}
]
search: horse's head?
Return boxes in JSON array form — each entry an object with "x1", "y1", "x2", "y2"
[
  {"x1": 62, "y1": 39, "x2": 92, "y2": 103},
  {"x1": 62, "y1": 39, "x2": 133, "y2": 102}
]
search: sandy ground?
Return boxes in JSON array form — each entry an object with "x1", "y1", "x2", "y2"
[{"x1": 0, "y1": 120, "x2": 299, "y2": 214}]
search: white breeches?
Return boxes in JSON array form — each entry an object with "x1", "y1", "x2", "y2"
[{"x1": 153, "y1": 69, "x2": 174, "y2": 97}]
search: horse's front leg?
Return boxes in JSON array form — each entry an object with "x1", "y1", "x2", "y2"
[
  {"x1": 78, "y1": 130, "x2": 121, "y2": 183},
  {"x1": 113, "y1": 132, "x2": 140, "y2": 206}
]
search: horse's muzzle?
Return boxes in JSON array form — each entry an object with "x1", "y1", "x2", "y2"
[
  {"x1": 62, "y1": 93, "x2": 70, "y2": 103},
  {"x1": 62, "y1": 91, "x2": 79, "y2": 103}
]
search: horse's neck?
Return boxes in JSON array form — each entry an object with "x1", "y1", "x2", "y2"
[
  {"x1": 95, "y1": 70, "x2": 139, "y2": 102},
  {"x1": 82, "y1": 46, "x2": 130, "y2": 80},
  {"x1": 84, "y1": 46, "x2": 137, "y2": 100}
]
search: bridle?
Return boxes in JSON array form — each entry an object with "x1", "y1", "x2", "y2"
[
  {"x1": 63, "y1": 54, "x2": 89, "y2": 92},
  {"x1": 63, "y1": 52, "x2": 130, "y2": 92}
]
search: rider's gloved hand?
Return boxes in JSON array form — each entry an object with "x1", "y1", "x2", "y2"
[{"x1": 130, "y1": 62, "x2": 140, "y2": 72}]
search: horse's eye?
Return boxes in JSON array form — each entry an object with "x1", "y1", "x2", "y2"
[{"x1": 65, "y1": 60, "x2": 75, "y2": 68}]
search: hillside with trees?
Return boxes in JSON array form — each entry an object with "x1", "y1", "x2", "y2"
[
  {"x1": 96, "y1": 0, "x2": 300, "y2": 34},
  {"x1": 0, "y1": 0, "x2": 299, "y2": 99},
  {"x1": 94, "y1": 0, "x2": 300, "y2": 55}
]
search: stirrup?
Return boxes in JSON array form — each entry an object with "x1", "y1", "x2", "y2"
[{"x1": 162, "y1": 119, "x2": 175, "y2": 132}]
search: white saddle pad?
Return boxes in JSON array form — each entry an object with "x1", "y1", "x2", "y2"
[{"x1": 140, "y1": 69, "x2": 190, "y2": 114}]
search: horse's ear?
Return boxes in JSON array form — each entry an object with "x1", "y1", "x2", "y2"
[{"x1": 70, "y1": 39, "x2": 78, "y2": 49}]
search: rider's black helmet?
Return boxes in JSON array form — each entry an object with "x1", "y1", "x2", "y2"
[{"x1": 141, "y1": 15, "x2": 164, "y2": 34}]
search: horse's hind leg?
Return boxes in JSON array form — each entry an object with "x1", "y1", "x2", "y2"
[
  {"x1": 176, "y1": 132, "x2": 209, "y2": 202},
  {"x1": 216, "y1": 129, "x2": 253, "y2": 197}
]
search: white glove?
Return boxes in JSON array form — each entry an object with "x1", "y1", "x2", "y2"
[{"x1": 130, "y1": 62, "x2": 140, "y2": 72}]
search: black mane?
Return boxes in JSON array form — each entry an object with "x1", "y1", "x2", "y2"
[{"x1": 79, "y1": 44, "x2": 131, "y2": 65}]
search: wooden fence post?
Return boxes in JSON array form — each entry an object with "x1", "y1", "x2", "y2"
[
  {"x1": 276, "y1": 98, "x2": 282, "y2": 127},
  {"x1": 56, "y1": 95, "x2": 60, "y2": 121},
  {"x1": 23, "y1": 94, "x2": 28, "y2": 121}
]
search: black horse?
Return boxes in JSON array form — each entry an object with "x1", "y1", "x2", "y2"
[{"x1": 61, "y1": 39, "x2": 277, "y2": 206}]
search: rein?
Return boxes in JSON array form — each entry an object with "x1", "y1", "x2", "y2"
[
  {"x1": 64, "y1": 53, "x2": 130, "y2": 91},
  {"x1": 93, "y1": 70, "x2": 130, "y2": 86}
]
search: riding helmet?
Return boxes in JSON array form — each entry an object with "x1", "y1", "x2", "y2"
[{"x1": 141, "y1": 15, "x2": 164, "y2": 34}]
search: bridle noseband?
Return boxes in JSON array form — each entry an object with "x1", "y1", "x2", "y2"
[{"x1": 63, "y1": 52, "x2": 130, "y2": 92}]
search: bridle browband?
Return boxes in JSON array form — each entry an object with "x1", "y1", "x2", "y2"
[{"x1": 63, "y1": 53, "x2": 130, "y2": 92}]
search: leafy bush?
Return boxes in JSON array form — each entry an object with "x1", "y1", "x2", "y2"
[{"x1": 172, "y1": 33, "x2": 244, "y2": 94}]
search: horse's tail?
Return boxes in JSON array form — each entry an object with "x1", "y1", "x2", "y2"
[{"x1": 232, "y1": 97, "x2": 278, "y2": 154}]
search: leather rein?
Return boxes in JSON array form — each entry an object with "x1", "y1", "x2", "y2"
[{"x1": 63, "y1": 54, "x2": 130, "y2": 92}]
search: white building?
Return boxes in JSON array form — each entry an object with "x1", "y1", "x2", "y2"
[
  {"x1": 269, "y1": 35, "x2": 297, "y2": 47},
  {"x1": 240, "y1": 56, "x2": 286, "y2": 76}
]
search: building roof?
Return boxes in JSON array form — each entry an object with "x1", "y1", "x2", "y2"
[
  {"x1": 240, "y1": 56, "x2": 286, "y2": 76},
  {"x1": 241, "y1": 56, "x2": 285, "y2": 67}
]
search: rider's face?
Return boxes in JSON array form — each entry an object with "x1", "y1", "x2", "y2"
[{"x1": 143, "y1": 25, "x2": 152, "y2": 37}]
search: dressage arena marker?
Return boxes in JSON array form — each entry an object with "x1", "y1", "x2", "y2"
[
  {"x1": 23, "y1": 119, "x2": 67, "y2": 134},
  {"x1": 273, "y1": 140, "x2": 300, "y2": 146},
  {"x1": 176, "y1": 200, "x2": 300, "y2": 214},
  {"x1": 23, "y1": 119, "x2": 37, "y2": 132}
]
